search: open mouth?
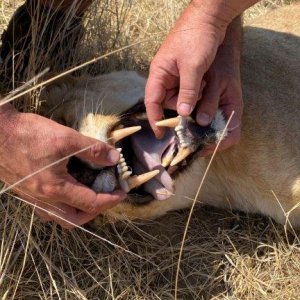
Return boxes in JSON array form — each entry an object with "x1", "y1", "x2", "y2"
[{"x1": 67, "y1": 104, "x2": 226, "y2": 204}]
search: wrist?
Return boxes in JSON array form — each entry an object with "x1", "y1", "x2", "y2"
[{"x1": 191, "y1": 0, "x2": 258, "y2": 25}]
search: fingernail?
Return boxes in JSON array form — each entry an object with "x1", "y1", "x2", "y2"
[
  {"x1": 107, "y1": 149, "x2": 120, "y2": 164},
  {"x1": 197, "y1": 112, "x2": 211, "y2": 126},
  {"x1": 178, "y1": 103, "x2": 193, "y2": 116}
]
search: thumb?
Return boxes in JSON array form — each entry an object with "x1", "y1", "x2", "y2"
[
  {"x1": 68, "y1": 131, "x2": 120, "y2": 167},
  {"x1": 177, "y1": 65, "x2": 205, "y2": 117}
]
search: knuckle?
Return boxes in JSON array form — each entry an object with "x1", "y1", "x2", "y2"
[
  {"x1": 89, "y1": 142, "x2": 108, "y2": 160},
  {"x1": 179, "y1": 88, "x2": 198, "y2": 102},
  {"x1": 41, "y1": 184, "x2": 60, "y2": 199},
  {"x1": 182, "y1": 60, "x2": 203, "y2": 73},
  {"x1": 150, "y1": 58, "x2": 165, "y2": 72},
  {"x1": 55, "y1": 133, "x2": 74, "y2": 156},
  {"x1": 85, "y1": 201, "x2": 100, "y2": 215}
]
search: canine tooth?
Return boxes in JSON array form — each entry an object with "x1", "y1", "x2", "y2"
[
  {"x1": 110, "y1": 126, "x2": 142, "y2": 144},
  {"x1": 126, "y1": 170, "x2": 160, "y2": 191},
  {"x1": 162, "y1": 155, "x2": 174, "y2": 168},
  {"x1": 155, "y1": 117, "x2": 180, "y2": 128},
  {"x1": 170, "y1": 148, "x2": 193, "y2": 166},
  {"x1": 119, "y1": 170, "x2": 160, "y2": 193}
]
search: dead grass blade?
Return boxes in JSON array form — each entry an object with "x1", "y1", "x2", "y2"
[
  {"x1": 174, "y1": 111, "x2": 235, "y2": 300},
  {"x1": 10, "y1": 194, "x2": 159, "y2": 267},
  {"x1": 0, "y1": 67, "x2": 50, "y2": 106},
  {"x1": 0, "y1": 39, "x2": 151, "y2": 105},
  {"x1": 11, "y1": 207, "x2": 35, "y2": 299}
]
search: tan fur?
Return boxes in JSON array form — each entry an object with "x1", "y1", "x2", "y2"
[{"x1": 41, "y1": 5, "x2": 300, "y2": 226}]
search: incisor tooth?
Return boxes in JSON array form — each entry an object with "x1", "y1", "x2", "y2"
[
  {"x1": 110, "y1": 126, "x2": 142, "y2": 144},
  {"x1": 121, "y1": 171, "x2": 132, "y2": 180},
  {"x1": 170, "y1": 148, "x2": 193, "y2": 166},
  {"x1": 155, "y1": 117, "x2": 180, "y2": 128}
]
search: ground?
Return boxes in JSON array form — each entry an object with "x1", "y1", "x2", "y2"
[{"x1": 0, "y1": 1, "x2": 300, "y2": 299}]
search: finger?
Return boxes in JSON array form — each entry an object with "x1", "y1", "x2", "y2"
[
  {"x1": 177, "y1": 65, "x2": 204, "y2": 117},
  {"x1": 145, "y1": 77, "x2": 167, "y2": 139},
  {"x1": 35, "y1": 208, "x2": 53, "y2": 223},
  {"x1": 164, "y1": 80, "x2": 206, "y2": 111},
  {"x1": 74, "y1": 190, "x2": 125, "y2": 226},
  {"x1": 199, "y1": 108, "x2": 242, "y2": 157},
  {"x1": 54, "y1": 189, "x2": 125, "y2": 227},
  {"x1": 218, "y1": 102, "x2": 243, "y2": 150},
  {"x1": 62, "y1": 178, "x2": 126, "y2": 215},
  {"x1": 46, "y1": 204, "x2": 78, "y2": 229},
  {"x1": 196, "y1": 78, "x2": 220, "y2": 126},
  {"x1": 35, "y1": 202, "x2": 78, "y2": 229},
  {"x1": 68, "y1": 133, "x2": 121, "y2": 167},
  {"x1": 200, "y1": 125, "x2": 241, "y2": 157},
  {"x1": 163, "y1": 89, "x2": 178, "y2": 110}
]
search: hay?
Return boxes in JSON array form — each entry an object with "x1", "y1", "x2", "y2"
[{"x1": 1, "y1": 0, "x2": 300, "y2": 299}]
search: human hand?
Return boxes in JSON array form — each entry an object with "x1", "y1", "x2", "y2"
[
  {"x1": 145, "y1": 1, "x2": 243, "y2": 154},
  {"x1": 145, "y1": 1, "x2": 229, "y2": 138},
  {"x1": 196, "y1": 16, "x2": 243, "y2": 155},
  {"x1": 0, "y1": 104, "x2": 126, "y2": 229}
]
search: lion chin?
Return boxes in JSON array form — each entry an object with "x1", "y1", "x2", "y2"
[{"x1": 40, "y1": 4, "x2": 300, "y2": 227}]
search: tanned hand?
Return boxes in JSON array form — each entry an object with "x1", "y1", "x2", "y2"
[
  {"x1": 145, "y1": 0, "x2": 258, "y2": 153},
  {"x1": 0, "y1": 104, "x2": 125, "y2": 229}
]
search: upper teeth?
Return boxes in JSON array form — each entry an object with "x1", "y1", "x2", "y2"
[
  {"x1": 175, "y1": 117, "x2": 191, "y2": 149},
  {"x1": 156, "y1": 116, "x2": 195, "y2": 167}
]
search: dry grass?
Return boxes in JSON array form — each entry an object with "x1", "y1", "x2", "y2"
[{"x1": 1, "y1": 0, "x2": 300, "y2": 299}]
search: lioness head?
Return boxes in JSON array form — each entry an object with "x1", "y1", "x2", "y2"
[{"x1": 41, "y1": 70, "x2": 227, "y2": 222}]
